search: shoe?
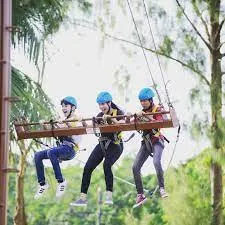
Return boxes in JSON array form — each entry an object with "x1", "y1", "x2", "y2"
[
  {"x1": 56, "y1": 180, "x2": 67, "y2": 198},
  {"x1": 70, "y1": 198, "x2": 88, "y2": 207},
  {"x1": 34, "y1": 183, "x2": 49, "y2": 199},
  {"x1": 105, "y1": 191, "x2": 113, "y2": 205},
  {"x1": 133, "y1": 194, "x2": 147, "y2": 208},
  {"x1": 159, "y1": 187, "x2": 168, "y2": 199}
]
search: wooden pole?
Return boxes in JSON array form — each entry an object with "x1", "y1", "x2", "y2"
[{"x1": 0, "y1": 0, "x2": 11, "y2": 224}]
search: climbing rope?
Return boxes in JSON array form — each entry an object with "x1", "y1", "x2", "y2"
[
  {"x1": 142, "y1": 0, "x2": 172, "y2": 106},
  {"x1": 126, "y1": 0, "x2": 181, "y2": 197},
  {"x1": 126, "y1": 0, "x2": 162, "y2": 105}
]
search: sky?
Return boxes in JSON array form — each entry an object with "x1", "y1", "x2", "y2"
[{"x1": 11, "y1": 0, "x2": 211, "y2": 175}]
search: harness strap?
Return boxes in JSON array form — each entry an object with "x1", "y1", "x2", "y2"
[
  {"x1": 143, "y1": 134, "x2": 153, "y2": 157},
  {"x1": 163, "y1": 135, "x2": 170, "y2": 143},
  {"x1": 49, "y1": 119, "x2": 60, "y2": 146},
  {"x1": 124, "y1": 132, "x2": 135, "y2": 142},
  {"x1": 134, "y1": 113, "x2": 142, "y2": 134},
  {"x1": 92, "y1": 116, "x2": 101, "y2": 137},
  {"x1": 98, "y1": 136, "x2": 112, "y2": 156}
]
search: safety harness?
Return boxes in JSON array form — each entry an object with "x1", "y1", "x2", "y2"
[
  {"x1": 98, "y1": 109, "x2": 122, "y2": 155},
  {"x1": 141, "y1": 105, "x2": 168, "y2": 156},
  {"x1": 49, "y1": 118, "x2": 79, "y2": 160}
]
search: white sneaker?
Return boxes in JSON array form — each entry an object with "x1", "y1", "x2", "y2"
[
  {"x1": 34, "y1": 183, "x2": 49, "y2": 199},
  {"x1": 105, "y1": 191, "x2": 113, "y2": 205},
  {"x1": 159, "y1": 187, "x2": 168, "y2": 199},
  {"x1": 56, "y1": 180, "x2": 67, "y2": 198}
]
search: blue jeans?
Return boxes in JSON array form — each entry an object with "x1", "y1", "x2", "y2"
[{"x1": 34, "y1": 144, "x2": 75, "y2": 184}]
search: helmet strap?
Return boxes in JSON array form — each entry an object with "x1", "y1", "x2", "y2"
[
  {"x1": 106, "y1": 102, "x2": 112, "y2": 114},
  {"x1": 66, "y1": 105, "x2": 75, "y2": 119}
]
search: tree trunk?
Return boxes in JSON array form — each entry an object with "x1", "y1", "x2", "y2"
[
  {"x1": 14, "y1": 141, "x2": 28, "y2": 225},
  {"x1": 209, "y1": 1, "x2": 223, "y2": 224},
  {"x1": 210, "y1": 162, "x2": 223, "y2": 225}
]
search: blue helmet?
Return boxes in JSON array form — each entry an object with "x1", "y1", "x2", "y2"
[
  {"x1": 61, "y1": 96, "x2": 77, "y2": 107},
  {"x1": 96, "y1": 91, "x2": 112, "y2": 104},
  {"x1": 138, "y1": 88, "x2": 155, "y2": 100}
]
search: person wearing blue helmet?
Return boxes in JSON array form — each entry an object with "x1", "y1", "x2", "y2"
[
  {"x1": 34, "y1": 96, "x2": 82, "y2": 200},
  {"x1": 132, "y1": 88, "x2": 168, "y2": 208},
  {"x1": 71, "y1": 91, "x2": 125, "y2": 207}
]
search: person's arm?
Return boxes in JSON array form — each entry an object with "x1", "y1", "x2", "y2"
[
  {"x1": 39, "y1": 119, "x2": 50, "y2": 130},
  {"x1": 111, "y1": 109, "x2": 125, "y2": 124},
  {"x1": 153, "y1": 106, "x2": 164, "y2": 121},
  {"x1": 66, "y1": 114, "x2": 83, "y2": 128},
  {"x1": 54, "y1": 117, "x2": 67, "y2": 128},
  {"x1": 95, "y1": 112, "x2": 105, "y2": 125}
]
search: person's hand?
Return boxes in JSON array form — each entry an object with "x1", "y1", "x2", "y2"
[
  {"x1": 102, "y1": 114, "x2": 113, "y2": 124},
  {"x1": 54, "y1": 117, "x2": 66, "y2": 128},
  {"x1": 126, "y1": 112, "x2": 133, "y2": 117},
  {"x1": 125, "y1": 112, "x2": 133, "y2": 123},
  {"x1": 144, "y1": 115, "x2": 154, "y2": 121},
  {"x1": 102, "y1": 114, "x2": 111, "y2": 121},
  {"x1": 76, "y1": 115, "x2": 83, "y2": 122},
  {"x1": 111, "y1": 118, "x2": 119, "y2": 124},
  {"x1": 39, "y1": 119, "x2": 49, "y2": 129},
  {"x1": 57, "y1": 118, "x2": 64, "y2": 124},
  {"x1": 39, "y1": 119, "x2": 45, "y2": 125},
  {"x1": 136, "y1": 111, "x2": 144, "y2": 117}
]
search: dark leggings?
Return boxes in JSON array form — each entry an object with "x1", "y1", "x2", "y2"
[{"x1": 81, "y1": 142, "x2": 123, "y2": 193}]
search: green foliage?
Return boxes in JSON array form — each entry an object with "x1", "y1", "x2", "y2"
[
  {"x1": 10, "y1": 67, "x2": 56, "y2": 157},
  {"x1": 187, "y1": 86, "x2": 210, "y2": 141},
  {"x1": 77, "y1": 0, "x2": 92, "y2": 14},
  {"x1": 163, "y1": 150, "x2": 212, "y2": 225},
  {"x1": 159, "y1": 36, "x2": 174, "y2": 56},
  {"x1": 7, "y1": 152, "x2": 223, "y2": 225},
  {"x1": 7, "y1": 173, "x2": 17, "y2": 225},
  {"x1": 147, "y1": 1, "x2": 167, "y2": 19},
  {"x1": 12, "y1": 0, "x2": 70, "y2": 62},
  {"x1": 177, "y1": 31, "x2": 206, "y2": 76},
  {"x1": 113, "y1": 65, "x2": 131, "y2": 104},
  {"x1": 11, "y1": 67, "x2": 55, "y2": 123},
  {"x1": 12, "y1": 0, "x2": 92, "y2": 62}
]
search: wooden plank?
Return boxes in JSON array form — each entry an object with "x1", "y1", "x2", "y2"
[
  {"x1": 13, "y1": 111, "x2": 171, "y2": 127},
  {"x1": 16, "y1": 120, "x2": 174, "y2": 140}
]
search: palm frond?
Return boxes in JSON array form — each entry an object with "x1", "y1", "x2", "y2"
[
  {"x1": 11, "y1": 66, "x2": 56, "y2": 127},
  {"x1": 12, "y1": 0, "x2": 92, "y2": 62}
]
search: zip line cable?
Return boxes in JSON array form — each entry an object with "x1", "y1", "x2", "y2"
[
  {"x1": 126, "y1": 0, "x2": 181, "y2": 196},
  {"x1": 142, "y1": 0, "x2": 172, "y2": 106},
  {"x1": 141, "y1": 0, "x2": 181, "y2": 184},
  {"x1": 126, "y1": 0, "x2": 162, "y2": 105}
]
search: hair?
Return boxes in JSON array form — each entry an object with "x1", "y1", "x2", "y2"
[
  {"x1": 110, "y1": 101, "x2": 122, "y2": 111},
  {"x1": 60, "y1": 99, "x2": 76, "y2": 108}
]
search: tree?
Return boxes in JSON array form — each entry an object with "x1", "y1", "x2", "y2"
[
  {"x1": 151, "y1": 1, "x2": 225, "y2": 224},
  {"x1": 12, "y1": 0, "x2": 92, "y2": 63},
  {"x1": 10, "y1": 1, "x2": 92, "y2": 224},
  {"x1": 89, "y1": 1, "x2": 225, "y2": 224},
  {"x1": 10, "y1": 67, "x2": 55, "y2": 225},
  {"x1": 12, "y1": 0, "x2": 92, "y2": 84}
]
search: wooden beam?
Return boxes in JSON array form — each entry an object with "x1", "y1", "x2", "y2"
[{"x1": 15, "y1": 120, "x2": 174, "y2": 140}]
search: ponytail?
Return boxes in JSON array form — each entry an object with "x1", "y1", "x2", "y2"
[{"x1": 111, "y1": 102, "x2": 124, "y2": 112}]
